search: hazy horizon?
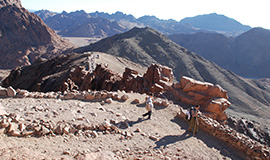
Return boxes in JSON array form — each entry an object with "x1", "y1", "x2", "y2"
[{"x1": 21, "y1": 0, "x2": 270, "y2": 30}]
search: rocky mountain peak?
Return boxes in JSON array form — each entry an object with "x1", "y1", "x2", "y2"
[
  {"x1": 0, "y1": 0, "x2": 22, "y2": 8},
  {"x1": 0, "y1": 0, "x2": 74, "y2": 69}
]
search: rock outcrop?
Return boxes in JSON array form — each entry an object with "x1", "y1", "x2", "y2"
[
  {"x1": 0, "y1": 0, "x2": 74, "y2": 69},
  {"x1": 61, "y1": 63, "x2": 173, "y2": 94},
  {"x1": 169, "y1": 76, "x2": 230, "y2": 123}
]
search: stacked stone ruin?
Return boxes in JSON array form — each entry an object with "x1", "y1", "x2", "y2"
[{"x1": 178, "y1": 109, "x2": 270, "y2": 160}]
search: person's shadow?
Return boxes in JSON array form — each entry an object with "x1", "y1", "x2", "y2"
[
  {"x1": 115, "y1": 117, "x2": 149, "y2": 129},
  {"x1": 154, "y1": 130, "x2": 192, "y2": 149},
  {"x1": 129, "y1": 117, "x2": 149, "y2": 126}
]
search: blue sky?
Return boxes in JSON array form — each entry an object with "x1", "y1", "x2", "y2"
[{"x1": 21, "y1": 0, "x2": 270, "y2": 29}]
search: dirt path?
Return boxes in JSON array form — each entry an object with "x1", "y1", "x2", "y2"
[{"x1": 0, "y1": 93, "x2": 245, "y2": 159}]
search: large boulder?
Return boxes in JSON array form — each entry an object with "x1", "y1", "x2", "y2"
[
  {"x1": 180, "y1": 76, "x2": 228, "y2": 99},
  {"x1": 171, "y1": 76, "x2": 230, "y2": 123}
]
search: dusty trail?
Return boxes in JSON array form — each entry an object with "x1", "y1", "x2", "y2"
[{"x1": 0, "y1": 94, "x2": 245, "y2": 159}]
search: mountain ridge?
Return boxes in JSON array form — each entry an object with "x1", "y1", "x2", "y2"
[
  {"x1": 168, "y1": 27, "x2": 270, "y2": 78},
  {"x1": 35, "y1": 10, "x2": 250, "y2": 37},
  {"x1": 42, "y1": 10, "x2": 128, "y2": 38}
]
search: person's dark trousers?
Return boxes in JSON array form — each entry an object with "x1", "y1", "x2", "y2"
[{"x1": 143, "y1": 111, "x2": 152, "y2": 119}]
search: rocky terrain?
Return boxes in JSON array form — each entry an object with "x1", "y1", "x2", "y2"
[
  {"x1": 169, "y1": 27, "x2": 270, "y2": 78},
  {"x1": 0, "y1": 79, "x2": 269, "y2": 159},
  {"x1": 2, "y1": 53, "x2": 228, "y2": 123},
  {"x1": 1, "y1": 1, "x2": 269, "y2": 159},
  {"x1": 0, "y1": 90, "x2": 249, "y2": 159},
  {"x1": 2, "y1": 50, "x2": 270, "y2": 147},
  {"x1": 0, "y1": 0, "x2": 74, "y2": 69},
  {"x1": 74, "y1": 27, "x2": 270, "y2": 132}
]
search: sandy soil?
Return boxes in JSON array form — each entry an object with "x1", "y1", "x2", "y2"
[
  {"x1": 94, "y1": 52, "x2": 147, "y2": 75},
  {"x1": 63, "y1": 37, "x2": 102, "y2": 47},
  {"x1": 0, "y1": 92, "x2": 245, "y2": 160},
  {"x1": 0, "y1": 69, "x2": 10, "y2": 82}
]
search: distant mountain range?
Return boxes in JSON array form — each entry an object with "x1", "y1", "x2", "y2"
[
  {"x1": 74, "y1": 27, "x2": 270, "y2": 129},
  {"x1": 168, "y1": 27, "x2": 270, "y2": 78},
  {"x1": 35, "y1": 10, "x2": 251, "y2": 37},
  {"x1": 180, "y1": 13, "x2": 251, "y2": 35},
  {"x1": 37, "y1": 10, "x2": 128, "y2": 38}
]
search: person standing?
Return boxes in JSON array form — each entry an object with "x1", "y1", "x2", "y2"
[
  {"x1": 143, "y1": 95, "x2": 154, "y2": 119},
  {"x1": 188, "y1": 105, "x2": 200, "y2": 136}
]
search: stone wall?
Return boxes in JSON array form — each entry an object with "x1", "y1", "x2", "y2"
[{"x1": 178, "y1": 108, "x2": 270, "y2": 160}]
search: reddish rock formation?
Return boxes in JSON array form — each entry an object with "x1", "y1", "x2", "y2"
[
  {"x1": 119, "y1": 67, "x2": 144, "y2": 93},
  {"x1": 169, "y1": 76, "x2": 230, "y2": 123},
  {"x1": 142, "y1": 64, "x2": 173, "y2": 94},
  {"x1": 61, "y1": 63, "x2": 174, "y2": 95},
  {"x1": 118, "y1": 64, "x2": 173, "y2": 94},
  {"x1": 0, "y1": 0, "x2": 73, "y2": 69}
]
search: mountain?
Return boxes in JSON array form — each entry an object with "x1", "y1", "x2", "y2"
[
  {"x1": 89, "y1": 11, "x2": 145, "y2": 30},
  {"x1": 0, "y1": 0, "x2": 74, "y2": 69},
  {"x1": 168, "y1": 32, "x2": 234, "y2": 69},
  {"x1": 180, "y1": 13, "x2": 251, "y2": 36},
  {"x1": 41, "y1": 10, "x2": 128, "y2": 38},
  {"x1": 90, "y1": 12, "x2": 204, "y2": 35},
  {"x1": 74, "y1": 27, "x2": 270, "y2": 129},
  {"x1": 168, "y1": 27, "x2": 270, "y2": 78},
  {"x1": 36, "y1": 10, "x2": 251, "y2": 39},
  {"x1": 232, "y1": 27, "x2": 270, "y2": 78},
  {"x1": 34, "y1": 9, "x2": 57, "y2": 20},
  {"x1": 88, "y1": 11, "x2": 249, "y2": 36},
  {"x1": 137, "y1": 15, "x2": 204, "y2": 35},
  {"x1": 89, "y1": 11, "x2": 138, "y2": 23}
]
